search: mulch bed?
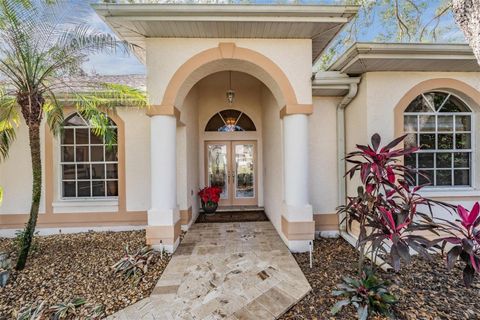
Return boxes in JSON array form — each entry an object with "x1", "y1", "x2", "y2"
[
  {"x1": 0, "y1": 230, "x2": 170, "y2": 319},
  {"x1": 282, "y1": 237, "x2": 480, "y2": 320}
]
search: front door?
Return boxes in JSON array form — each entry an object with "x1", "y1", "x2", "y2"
[{"x1": 205, "y1": 141, "x2": 257, "y2": 206}]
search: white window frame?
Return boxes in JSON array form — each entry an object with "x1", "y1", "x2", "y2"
[
  {"x1": 404, "y1": 91, "x2": 474, "y2": 189},
  {"x1": 58, "y1": 113, "x2": 119, "y2": 200}
]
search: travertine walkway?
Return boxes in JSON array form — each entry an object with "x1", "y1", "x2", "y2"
[{"x1": 109, "y1": 221, "x2": 311, "y2": 320}]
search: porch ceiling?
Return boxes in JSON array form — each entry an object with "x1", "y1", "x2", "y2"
[{"x1": 92, "y1": 4, "x2": 359, "y2": 63}]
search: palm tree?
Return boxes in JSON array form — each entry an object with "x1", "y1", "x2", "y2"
[{"x1": 0, "y1": 0, "x2": 147, "y2": 270}]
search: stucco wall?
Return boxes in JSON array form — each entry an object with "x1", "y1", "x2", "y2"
[
  {"x1": 261, "y1": 86, "x2": 284, "y2": 234},
  {"x1": 310, "y1": 96, "x2": 341, "y2": 215},
  {"x1": 0, "y1": 115, "x2": 45, "y2": 214},
  {"x1": 345, "y1": 72, "x2": 480, "y2": 219},
  {"x1": 177, "y1": 86, "x2": 199, "y2": 222},
  {"x1": 146, "y1": 38, "x2": 312, "y2": 107},
  {"x1": 0, "y1": 108, "x2": 150, "y2": 220},
  {"x1": 119, "y1": 109, "x2": 150, "y2": 212}
]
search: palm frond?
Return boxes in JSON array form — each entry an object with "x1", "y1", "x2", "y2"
[
  {"x1": 43, "y1": 89, "x2": 64, "y2": 137},
  {"x1": 69, "y1": 82, "x2": 147, "y2": 146},
  {"x1": 0, "y1": 88, "x2": 19, "y2": 161},
  {"x1": 58, "y1": 24, "x2": 135, "y2": 56}
]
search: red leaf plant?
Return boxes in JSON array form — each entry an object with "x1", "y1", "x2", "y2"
[
  {"x1": 333, "y1": 133, "x2": 477, "y2": 319},
  {"x1": 339, "y1": 133, "x2": 452, "y2": 273},
  {"x1": 437, "y1": 203, "x2": 480, "y2": 287},
  {"x1": 198, "y1": 186, "x2": 222, "y2": 205}
]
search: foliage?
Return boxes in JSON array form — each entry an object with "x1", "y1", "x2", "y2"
[
  {"x1": 338, "y1": 133, "x2": 447, "y2": 273},
  {"x1": 0, "y1": 252, "x2": 12, "y2": 287},
  {"x1": 15, "y1": 299, "x2": 103, "y2": 320},
  {"x1": 333, "y1": 133, "x2": 464, "y2": 319},
  {"x1": 331, "y1": 269, "x2": 396, "y2": 320},
  {"x1": 14, "y1": 229, "x2": 39, "y2": 255},
  {"x1": 83, "y1": 304, "x2": 105, "y2": 320},
  {"x1": 112, "y1": 245, "x2": 155, "y2": 282},
  {"x1": 318, "y1": 0, "x2": 455, "y2": 70},
  {"x1": 0, "y1": 0, "x2": 147, "y2": 270},
  {"x1": 15, "y1": 301, "x2": 45, "y2": 320},
  {"x1": 438, "y1": 203, "x2": 480, "y2": 287},
  {"x1": 49, "y1": 298, "x2": 86, "y2": 320},
  {"x1": 198, "y1": 186, "x2": 222, "y2": 205},
  {"x1": 452, "y1": 0, "x2": 480, "y2": 66}
]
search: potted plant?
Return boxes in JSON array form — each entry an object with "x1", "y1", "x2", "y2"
[{"x1": 198, "y1": 186, "x2": 222, "y2": 215}]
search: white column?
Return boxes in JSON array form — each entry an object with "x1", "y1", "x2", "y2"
[
  {"x1": 284, "y1": 114, "x2": 310, "y2": 207},
  {"x1": 148, "y1": 114, "x2": 180, "y2": 252},
  {"x1": 282, "y1": 113, "x2": 313, "y2": 252}
]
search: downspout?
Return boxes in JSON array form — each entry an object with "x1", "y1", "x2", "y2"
[{"x1": 336, "y1": 82, "x2": 358, "y2": 236}]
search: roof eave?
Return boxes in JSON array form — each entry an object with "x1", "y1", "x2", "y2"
[
  {"x1": 328, "y1": 42, "x2": 477, "y2": 74},
  {"x1": 92, "y1": 4, "x2": 360, "y2": 18}
]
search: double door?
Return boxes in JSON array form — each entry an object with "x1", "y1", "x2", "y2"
[{"x1": 205, "y1": 141, "x2": 257, "y2": 206}]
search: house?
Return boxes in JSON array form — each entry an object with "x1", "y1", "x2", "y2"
[{"x1": 1, "y1": 4, "x2": 479, "y2": 253}]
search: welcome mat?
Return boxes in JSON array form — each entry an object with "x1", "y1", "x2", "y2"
[{"x1": 196, "y1": 211, "x2": 269, "y2": 223}]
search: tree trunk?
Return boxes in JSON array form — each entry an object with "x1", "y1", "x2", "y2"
[
  {"x1": 452, "y1": 0, "x2": 480, "y2": 65},
  {"x1": 15, "y1": 92, "x2": 44, "y2": 271},
  {"x1": 15, "y1": 122, "x2": 42, "y2": 270}
]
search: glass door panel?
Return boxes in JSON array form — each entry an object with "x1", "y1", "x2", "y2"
[
  {"x1": 205, "y1": 140, "x2": 257, "y2": 207},
  {"x1": 234, "y1": 143, "x2": 255, "y2": 199},
  {"x1": 207, "y1": 143, "x2": 229, "y2": 199}
]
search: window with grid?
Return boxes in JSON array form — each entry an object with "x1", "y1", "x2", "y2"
[
  {"x1": 60, "y1": 113, "x2": 118, "y2": 198},
  {"x1": 404, "y1": 91, "x2": 472, "y2": 187}
]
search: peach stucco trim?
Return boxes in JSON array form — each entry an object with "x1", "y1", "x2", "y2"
[
  {"x1": 161, "y1": 42, "x2": 298, "y2": 107},
  {"x1": 146, "y1": 104, "x2": 181, "y2": 121},
  {"x1": 0, "y1": 108, "x2": 148, "y2": 229},
  {"x1": 394, "y1": 78, "x2": 480, "y2": 137},
  {"x1": 180, "y1": 207, "x2": 192, "y2": 225},
  {"x1": 279, "y1": 104, "x2": 313, "y2": 118},
  {"x1": 146, "y1": 219, "x2": 181, "y2": 246},
  {"x1": 313, "y1": 213, "x2": 339, "y2": 231},
  {"x1": 281, "y1": 215, "x2": 315, "y2": 241}
]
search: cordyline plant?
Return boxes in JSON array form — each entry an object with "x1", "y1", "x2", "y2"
[
  {"x1": 333, "y1": 133, "x2": 454, "y2": 319},
  {"x1": 438, "y1": 203, "x2": 480, "y2": 287},
  {"x1": 339, "y1": 133, "x2": 448, "y2": 273},
  {"x1": 0, "y1": 0, "x2": 147, "y2": 270}
]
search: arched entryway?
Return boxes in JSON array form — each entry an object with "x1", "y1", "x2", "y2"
[{"x1": 146, "y1": 43, "x2": 314, "y2": 253}]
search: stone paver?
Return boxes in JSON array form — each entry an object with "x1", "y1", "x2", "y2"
[{"x1": 108, "y1": 221, "x2": 311, "y2": 320}]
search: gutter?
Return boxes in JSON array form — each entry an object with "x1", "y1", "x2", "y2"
[
  {"x1": 312, "y1": 71, "x2": 360, "y2": 234},
  {"x1": 336, "y1": 81, "x2": 358, "y2": 233},
  {"x1": 337, "y1": 82, "x2": 358, "y2": 205}
]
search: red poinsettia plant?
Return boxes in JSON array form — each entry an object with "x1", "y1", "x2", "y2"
[{"x1": 198, "y1": 186, "x2": 222, "y2": 205}]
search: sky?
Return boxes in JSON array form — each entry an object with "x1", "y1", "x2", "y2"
[{"x1": 81, "y1": 0, "x2": 465, "y2": 75}]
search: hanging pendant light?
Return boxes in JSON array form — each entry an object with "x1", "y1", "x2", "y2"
[{"x1": 226, "y1": 71, "x2": 235, "y2": 105}]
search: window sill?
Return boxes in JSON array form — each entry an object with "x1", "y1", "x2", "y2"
[
  {"x1": 52, "y1": 199, "x2": 119, "y2": 213},
  {"x1": 418, "y1": 188, "x2": 480, "y2": 198}
]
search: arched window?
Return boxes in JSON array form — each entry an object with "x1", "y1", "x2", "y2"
[
  {"x1": 404, "y1": 91, "x2": 472, "y2": 187},
  {"x1": 60, "y1": 113, "x2": 118, "y2": 198},
  {"x1": 205, "y1": 109, "x2": 256, "y2": 132}
]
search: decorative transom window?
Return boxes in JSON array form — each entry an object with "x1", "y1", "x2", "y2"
[
  {"x1": 60, "y1": 113, "x2": 118, "y2": 198},
  {"x1": 404, "y1": 91, "x2": 473, "y2": 187},
  {"x1": 205, "y1": 109, "x2": 256, "y2": 132}
]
